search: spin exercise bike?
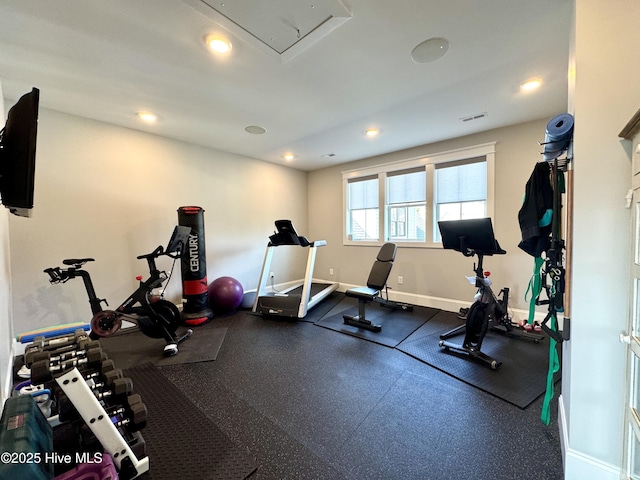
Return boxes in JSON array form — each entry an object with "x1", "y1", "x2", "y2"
[
  {"x1": 437, "y1": 218, "x2": 543, "y2": 370},
  {"x1": 44, "y1": 226, "x2": 193, "y2": 356}
]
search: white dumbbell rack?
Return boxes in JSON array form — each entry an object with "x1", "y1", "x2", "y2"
[{"x1": 55, "y1": 367, "x2": 149, "y2": 479}]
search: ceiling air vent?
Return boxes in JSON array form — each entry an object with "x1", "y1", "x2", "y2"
[{"x1": 460, "y1": 112, "x2": 488, "y2": 123}]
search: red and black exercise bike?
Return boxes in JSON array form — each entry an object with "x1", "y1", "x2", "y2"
[{"x1": 44, "y1": 226, "x2": 193, "y2": 356}]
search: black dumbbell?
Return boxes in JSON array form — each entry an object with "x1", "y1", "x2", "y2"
[
  {"x1": 101, "y1": 367, "x2": 124, "y2": 386},
  {"x1": 81, "y1": 367, "x2": 125, "y2": 392},
  {"x1": 129, "y1": 430, "x2": 147, "y2": 459},
  {"x1": 78, "y1": 395, "x2": 148, "y2": 447},
  {"x1": 29, "y1": 339, "x2": 101, "y2": 368},
  {"x1": 49, "y1": 359, "x2": 123, "y2": 400},
  {"x1": 56, "y1": 376, "x2": 132, "y2": 423},
  {"x1": 93, "y1": 376, "x2": 134, "y2": 402},
  {"x1": 97, "y1": 358, "x2": 116, "y2": 374},
  {"x1": 79, "y1": 423, "x2": 147, "y2": 460},
  {"x1": 109, "y1": 394, "x2": 148, "y2": 432},
  {"x1": 30, "y1": 347, "x2": 105, "y2": 384},
  {"x1": 26, "y1": 339, "x2": 101, "y2": 367},
  {"x1": 24, "y1": 329, "x2": 89, "y2": 356}
]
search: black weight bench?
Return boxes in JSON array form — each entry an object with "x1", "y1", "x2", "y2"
[{"x1": 343, "y1": 243, "x2": 413, "y2": 332}]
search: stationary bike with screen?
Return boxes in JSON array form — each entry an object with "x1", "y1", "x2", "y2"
[{"x1": 437, "y1": 218, "x2": 543, "y2": 369}]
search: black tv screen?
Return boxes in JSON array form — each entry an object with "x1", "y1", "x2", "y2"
[{"x1": 0, "y1": 87, "x2": 39, "y2": 217}]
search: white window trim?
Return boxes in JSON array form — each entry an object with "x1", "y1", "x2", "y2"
[{"x1": 342, "y1": 142, "x2": 496, "y2": 248}]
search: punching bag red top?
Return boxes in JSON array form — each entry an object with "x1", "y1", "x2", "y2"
[{"x1": 178, "y1": 206, "x2": 213, "y2": 325}]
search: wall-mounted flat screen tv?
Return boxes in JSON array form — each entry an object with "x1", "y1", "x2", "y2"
[{"x1": 0, "y1": 87, "x2": 39, "y2": 217}]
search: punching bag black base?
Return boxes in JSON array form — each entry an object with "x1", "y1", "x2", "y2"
[{"x1": 178, "y1": 206, "x2": 214, "y2": 326}]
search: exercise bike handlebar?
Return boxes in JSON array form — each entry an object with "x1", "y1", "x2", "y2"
[
  {"x1": 44, "y1": 266, "x2": 66, "y2": 284},
  {"x1": 136, "y1": 245, "x2": 165, "y2": 261},
  {"x1": 136, "y1": 245, "x2": 184, "y2": 261}
]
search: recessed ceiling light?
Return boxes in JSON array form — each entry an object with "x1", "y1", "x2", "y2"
[
  {"x1": 205, "y1": 34, "x2": 232, "y2": 53},
  {"x1": 245, "y1": 125, "x2": 267, "y2": 135},
  {"x1": 365, "y1": 128, "x2": 379, "y2": 138},
  {"x1": 411, "y1": 37, "x2": 449, "y2": 64},
  {"x1": 520, "y1": 79, "x2": 542, "y2": 92},
  {"x1": 136, "y1": 111, "x2": 157, "y2": 123},
  {"x1": 283, "y1": 152, "x2": 295, "y2": 161}
]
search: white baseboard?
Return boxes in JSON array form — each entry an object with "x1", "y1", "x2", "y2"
[
  {"x1": 563, "y1": 446, "x2": 620, "y2": 480},
  {"x1": 249, "y1": 278, "x2": 554, "y2": 324},
  {"x1": 334, "y1": 281, "x2": 549, "y2": 323},
  {"x1": 559, "y1": 394, "x2": 568, "y2": 472},
  {"x1": 558, "y1": 395, "x2": 620, "y2": 479}
]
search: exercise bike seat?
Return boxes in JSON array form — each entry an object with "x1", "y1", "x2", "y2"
[{"x1": 62, "y1": 258, "x2": 95, "y2": 266}]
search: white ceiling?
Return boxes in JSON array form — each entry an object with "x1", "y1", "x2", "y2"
[{"x1": 0, "y1": 0, "x2": 572, "y2": 171}]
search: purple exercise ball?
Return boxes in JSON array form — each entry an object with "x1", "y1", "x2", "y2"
[{"x1": 208, "y1": 276, "x2": 244, "y2": 312}]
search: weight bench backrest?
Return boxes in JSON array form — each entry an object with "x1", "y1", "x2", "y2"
[{"x1": 366, "y1": 243, "x2": 397, "y2": 291}]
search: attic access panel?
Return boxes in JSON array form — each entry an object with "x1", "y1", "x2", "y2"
[{"x1": 185, "y1": 0, "x2": 351, "y2": 62}]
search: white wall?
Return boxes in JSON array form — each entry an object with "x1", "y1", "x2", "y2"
[
  {"x1": 561, "y1": 0, "x2": 640, "y2": 477},
  {"x1": 308, "y1": 118, "x2": 554, "y2": 317},
  {"x1": 0, "y1": 81, "x2": 15, "y2": 411},
  {"x1": 8, "y1": 108, "x2": 309, "y2": 335}
]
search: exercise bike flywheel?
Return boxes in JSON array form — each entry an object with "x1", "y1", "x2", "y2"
[
  {"x1": 90, "y1": 310, "x2": 122, "y2": 337},
  {"x1": 137, "y1": 299, "x2": 181, "y2": 339}
]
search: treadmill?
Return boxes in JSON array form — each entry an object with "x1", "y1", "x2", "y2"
[{"x1": 252, "y1": 220, "x2": 338, "y2": 318}]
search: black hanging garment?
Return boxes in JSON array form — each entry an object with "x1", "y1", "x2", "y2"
[{"x1": 518, "y1": 161, "x2": 554, "y2": 257}]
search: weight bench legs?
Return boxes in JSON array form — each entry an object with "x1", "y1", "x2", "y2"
[{"x1": 343, "y1": 297, "x2": 382, "y2": 332}]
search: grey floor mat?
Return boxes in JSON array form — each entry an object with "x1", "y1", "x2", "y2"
[{"x1": 98, "y1": 323, "x2": 226, "y2": 370}]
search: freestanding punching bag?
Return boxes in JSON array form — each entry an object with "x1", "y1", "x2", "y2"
[{"x1": 178, "y1": 206, "x2": 214, "y2": 326}]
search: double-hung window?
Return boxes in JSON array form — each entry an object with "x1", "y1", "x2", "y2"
[
  {"x1": 346, "y1": 176, "x2": 379, "y2": 241},
  {"x1": 434, "y1": 158, "x2": 487, "y2": 241},
  {"x1": 343, "y1": 142, "x2": 495, "y2": 247},
  {"x1": 386, "y1": 168, "x2": 426, "y2": 242}
]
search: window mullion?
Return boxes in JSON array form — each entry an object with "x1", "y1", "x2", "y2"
[
  {"x1": 379, "y1": 172, "x2": 387, "y2": 242},
  {"x1": 426, "y1": 164, "x2": 435, "y2": 245}
]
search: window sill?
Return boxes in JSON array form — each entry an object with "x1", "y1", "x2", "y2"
[{"x1": 343, "y1": 240, "x2": 443, "y2": 249}]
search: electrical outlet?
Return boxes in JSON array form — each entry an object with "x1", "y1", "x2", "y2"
[
  {"x1": 397, "y1": 276, "x2": 403, "y2": 285},
  {"x1": 329, "y1": 268, "x2": 334, "y2": 276}
]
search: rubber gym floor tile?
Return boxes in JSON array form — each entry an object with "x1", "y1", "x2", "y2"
[{"x1": 397, "y1": 310, "x2": 560, "y2": 408}]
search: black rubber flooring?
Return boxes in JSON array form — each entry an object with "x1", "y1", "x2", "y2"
[
  {"x1": 315, "y1": 297, "x2": 439, "y2": 347},
  {"x1": 397, "y1": 310, "x2": 560, "y2": 408},
  {"x1": 152, "y1": 305, "x2": 564, "y2": 479},
  {"x1": 125, "y1": 363, "x2": 256, "y2": 480}
]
